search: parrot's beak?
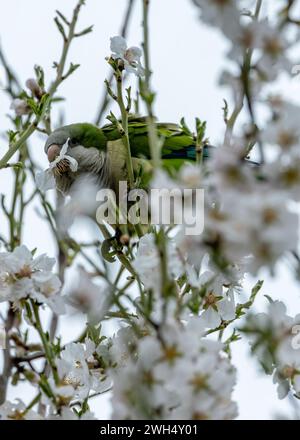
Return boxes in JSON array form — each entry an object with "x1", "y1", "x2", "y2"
[{"x1": 47, "y1": 144, "x2": 60, "y2": 162}]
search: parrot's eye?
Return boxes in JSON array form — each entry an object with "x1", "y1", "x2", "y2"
[{"x1": 68, "y1": 138, "x2": 78, "y2": 148}]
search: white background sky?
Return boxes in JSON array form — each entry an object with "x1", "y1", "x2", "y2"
[{"x1": 1, "y1": 0, "x2": 300, "y2": 420}]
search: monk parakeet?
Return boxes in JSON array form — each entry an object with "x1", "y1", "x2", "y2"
[{"x1": 44, "y1": 119, "x2": 210, "y2": 195}]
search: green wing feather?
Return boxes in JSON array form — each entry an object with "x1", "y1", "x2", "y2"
[{"x1": 101, "y1": 118, "x2": 209, "y2": 162}]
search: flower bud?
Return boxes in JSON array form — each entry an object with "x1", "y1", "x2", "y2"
[
  {"x1": 10, "y1": 98, "x2": 31, "y2": 116},
  {"x1": 25, "y1": 78, "x2": 43, "y2": 99}
]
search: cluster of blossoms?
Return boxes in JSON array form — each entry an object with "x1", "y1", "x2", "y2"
[
  {"x1": 110, "y1": 311, "x2": 237, "y2": 420},
  {"x1": 0, "y1": 245, "x2": 64, "y2": 314},
  {"x1": 148, "y1": 155, "x2": 298, "y2": 278},
  {"x1": 133, "y1": 232, "x2": 239, "y2": 329},
  {"x1": 44, "y1": 339, "x2": 111, "y2": 412},
  {"x1": 194, "y1": 0, "x2": 292, "y2": 81},
  {"x1": 0, "y1": 338, "x2": 110, "y2": 420},
  {"x1": 205, "y1": 146, "x2": 298, "y2": 274},
  {"x1": 242, "y1": 301, "x2": 300, "y2": 400}
]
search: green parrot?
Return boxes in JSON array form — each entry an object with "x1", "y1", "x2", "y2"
[{"x1": 44, "y1": 118, "x2": 211, "y2": 195}]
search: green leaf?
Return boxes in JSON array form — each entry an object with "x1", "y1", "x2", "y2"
[
  {"x1": 86, "y1": 323, "x2": 102, "y2": 345},
  {"x1": 75, "y1": 25, "x2": 94, "y2": 38},
  {"x1": 34, "y1": 64, "x2": 45, "y2": 89},
  {"x1": 236, "y1": 280, "x2": 263, "y2": 317},
  {"x1": 54, "y1": 16, "x2": 67, "y2": 41},
  {"x1": 195, "y1": 117, "x2": 206, "y2": 144},
  {"x1": 180, "y1": 117, "x2": 192, "y2": 136},
  {"x1": 55, "y1": 10, "x2": 70, "y2": 26}
]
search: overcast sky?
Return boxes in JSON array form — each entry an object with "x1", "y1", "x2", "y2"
[{"x1": 1, "y1": 0, "x2": 300, "y2": 420}]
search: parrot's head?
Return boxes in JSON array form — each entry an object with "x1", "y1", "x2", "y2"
[{"x1": 44, "y1": 123, "x2": 109, "y2": 194}]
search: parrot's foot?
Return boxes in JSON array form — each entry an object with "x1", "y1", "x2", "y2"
[
  {"x1": 53, "y1": 159, "x2": 71, "y2": 176},
  {"x1": 100, "y1": 228, "x2": 128, "y2": 263}
]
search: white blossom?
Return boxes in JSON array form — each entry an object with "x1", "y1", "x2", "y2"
[
  {"x1": 200, "y1": 273, "x2": 236, "y2": 328},
  {"x1": 36, "y1": 138, "x2": 78, "y2": 192},
  {"x1": 0, "y1": 399, "x2": 42, "y2": 420},
  {"x1": 56, "y1": 339, "x2": 110, "y2": 400},
  {"x1": 110, "y1": 36, "x2": 144, "y2": 76}
]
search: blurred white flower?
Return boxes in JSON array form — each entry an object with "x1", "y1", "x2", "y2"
[
  {"x1": 208, "y1": 144, "x2": 255, "y2": 191},
  {"x1": 133, "y1": 233, "x2": 161, "y2": 291},
  {"x1": 193, "y1": 0, "x2": 241, "y2": 39},
  {"x1": 35, "y1": 168, "x2": 56, "y2": 191},
  {"x1": 261, "y1": 101, "x2": 300, "y2": 151},
  {"x1": 56, "y1": 174, "x2": 100, "y2": 235},
  {"x1": 0, "y1": 399, "x2": 42, "y2": 420},
  {"x1": 133, "y1": 233, "x2": 183, "y2": 292},
  {"x1": 263, "y1": 153, "x2": 300, "y2": 201},
  {"x1": 67, "y1": 267, "x2": 111, "y2": 323},
  {"x1": 254, "y1": 20, "x2": 291, "y2": 81},
  {"x1": 110, "y1": 36, "x2": 145, "y2": 76}
]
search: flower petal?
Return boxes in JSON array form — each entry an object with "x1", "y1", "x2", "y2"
[
  {"x1": 64, "y1": 155, "x2": 78, "y2": 172},
  {"x1": 110, "y1": 36, "x2": 127, "y2": 57},
  {"x1": 35, "y1": 169, "x2": 56, "y2": 191},
  {"x1": 125, "y1": 46, "x2": 142, "y2": 62}
]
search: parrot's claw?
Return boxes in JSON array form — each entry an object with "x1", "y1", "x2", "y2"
[{"x1": 53, "y1": 159, "x2": 71, "y2": 176}]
